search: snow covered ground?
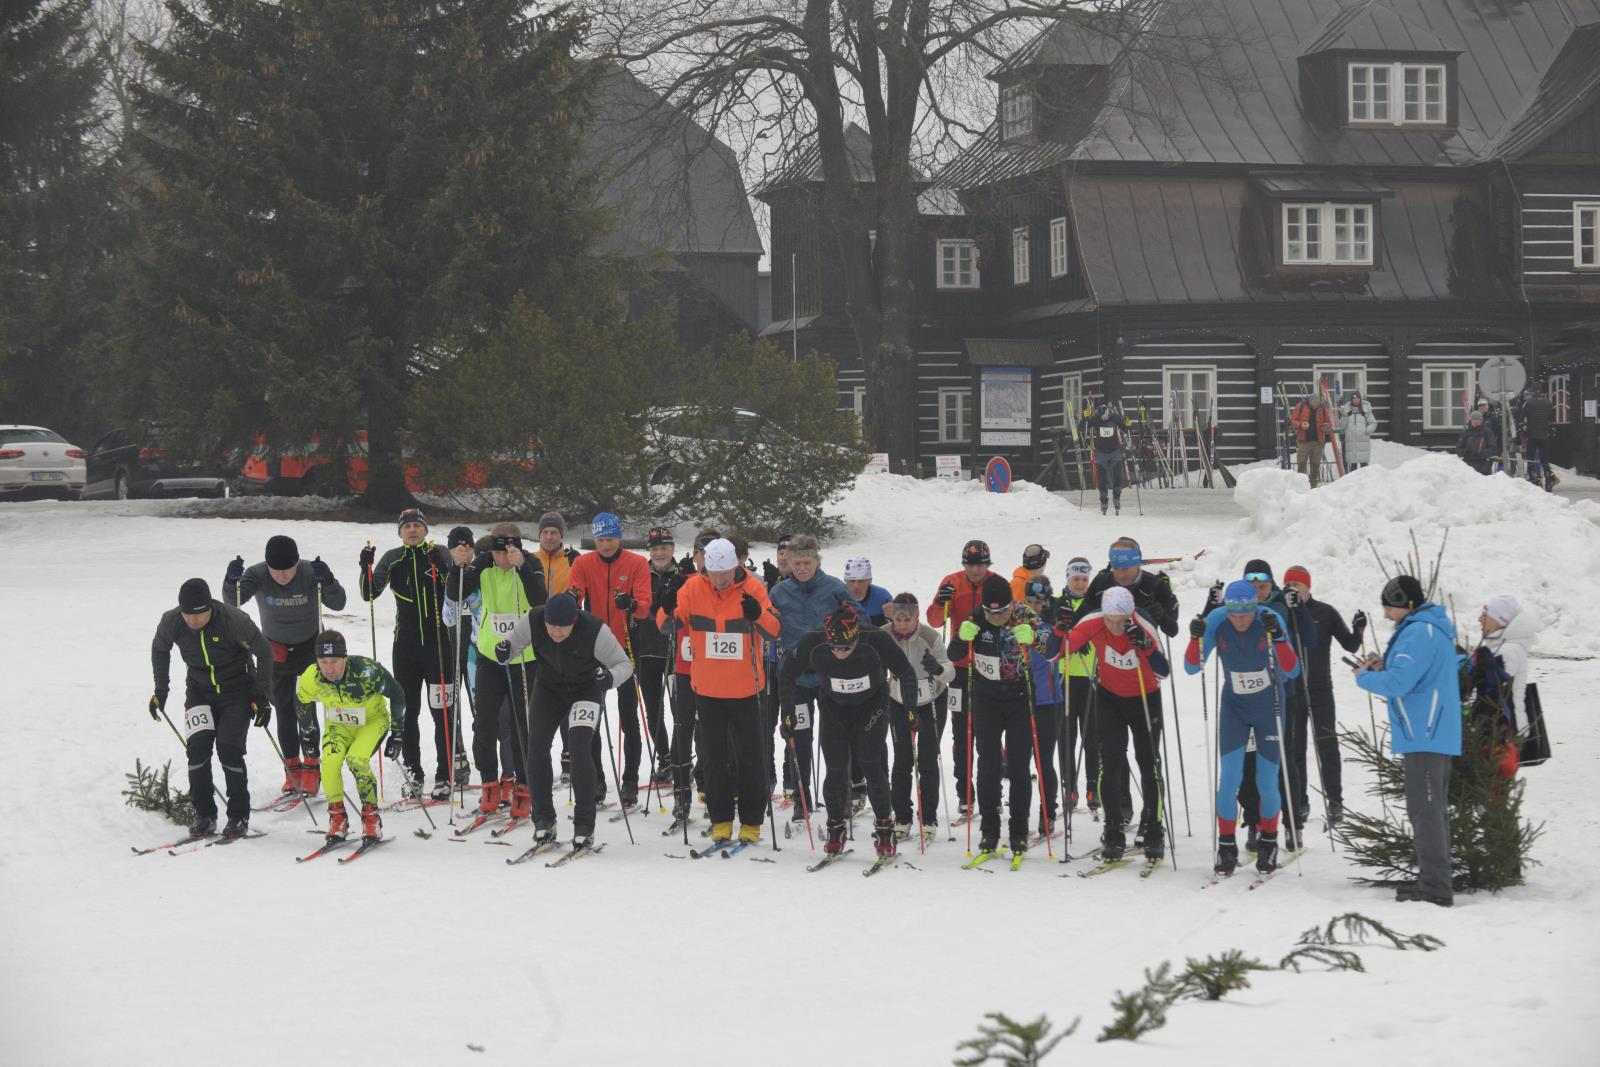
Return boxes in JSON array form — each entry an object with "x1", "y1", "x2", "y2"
[{"x1": 2, "y1": 447, "x2": 1596, "y2": 1065}]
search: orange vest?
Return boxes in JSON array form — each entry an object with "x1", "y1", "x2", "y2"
[
  {"x1": 533, "y1": 546, "x2": 576, "y2": 596},
  {"x1": 673, "y1": 572, "x2": 780, "y2": 699}
]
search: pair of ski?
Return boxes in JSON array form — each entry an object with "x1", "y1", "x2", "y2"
[
  {"x1": 506, "y1": 840, "x2": 605, "y2": 867},
  {"x1": 133, "y1": 830, "x2": 267, "y2": 856},
  {"x1": 296, "y1": 835, "x2": 389, "y2": 864},
  {"x1": 1075, "y1": 855, "x2": 1163, "y2": 879},
  {"x1": 688, "y1": 839, "x2": 760, "y2": 860},
  {"x1": 381, "y1": 796, "x2": 448, "y2": 815},
  {"x1": 803, "y1": 848, "x2": 898, "y2": 877},
  {"x1": 661, "y1": 813, "x2": 697, "y2": 837},
  {"x1": 253, "y1": 791, "x2": 319, "y2": 813},
  {"x1": 963, "y1": 849, "x2": 1031, "y2": 873}
]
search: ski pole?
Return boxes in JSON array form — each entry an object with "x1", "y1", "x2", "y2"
[
  {"x1": 503, "y1": 659, "x2": 532, "y2": 832},
  {"x1": 1201, "y1": 653, "x2": 1217, "y2": 870},
  {"x1": 1021, "y1": 646, "x2": 1054, "y2": 859},
  {"x1": 965, "y1": 659, "x2": 975, "y2": 856},
  {"x1": 451, "y1": 566, "x2": 466, "y2": 813},
  {"x1": 1265, "y1": 634, "x2": 1303, "y2": 877},
  {"x1": 428, "y1": 560, "x2": 455, "y2": 826},
  {"x1": 154, "y1": 705, "x2": 228, "y2": 807},
  {"x1": 1133, "y1": 647, "x2": 1175, "y2": 872},
  {"x1": 259, "y1": 722, "x2": 319, "y2": 827},
  {"x1": 785, "y1": 734, "x2": 815, "y2": 850},
  {"x1": 622, "y1": 624, "x2": 662, "y2": 816},
  {"x1": 1160, "y1": 634, "x2": 1192, "y2": 837},
  {"x1": 364, "y1": 547, "x2": 383, "y2": 804},
  {"x1": 937, "y1": 687, "x2": 954, "y2": 842},
  {"x1": 1286, "y1": 607, "x2": 1333, "y2": 852},
  {"x1": 911, "y1": 704, "x2": 925, "y2": 855},
  {"x1": 598, "y1": 703, "x2": 634, "y2": 845}
]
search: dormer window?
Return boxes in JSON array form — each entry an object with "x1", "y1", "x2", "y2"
[
  {"x1": 1283, "y1": 203, "x2": 1373, "y2": 266},
  {"x1": 1000, "y1": 84, "x2": 1034, "y2": 142},
  {"x1": 1348, "y1": 62, "x2": 1445, "y2": 125}
]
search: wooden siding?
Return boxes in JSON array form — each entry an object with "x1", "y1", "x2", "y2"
[
  {"x1": 1121, "y1": 336, "x2": 1258, "y2": 464},
  {"x1": 1517, "y1": 185, "x2": 1600, "y2": 291},
  {"x1": 1405, "y1": 335, "x2": 1521, "y2": 450},
  {"x1": 1274, "y1": 339, "x2": 1392, "y2": 440}
]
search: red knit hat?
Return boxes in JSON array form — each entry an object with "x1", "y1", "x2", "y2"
[{"x1": 1284, "y1": 566, "x2": 1311, "y2": 590}]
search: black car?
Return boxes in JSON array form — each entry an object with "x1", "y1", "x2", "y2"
[{"x1": 82, "y1": 426, "x2": 231, "y2": 500}]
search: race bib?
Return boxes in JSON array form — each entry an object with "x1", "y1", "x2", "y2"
[
  {"x1": 680, "y1": 636, "x2": 693, "y2": 662},
  {"x1": 328, "y1": 706, "x2": 366, "y2": 727},
  {"x1": 428, "y1": 683, "x2": 447, "y2": 710},
  {"x1": 568, "y1": 700, "x2": 601, "y2": 730},
  {"x1": 974, "y1": 654, "x2": 1001, "y2": 681},
  {"x1": 830, "y1": 675, "x2": 870, "y2": 695},
  {"x1": 916, "y1": 678, "x2": 934, "y2": 705},
  {"x1": 793, "y1": 704, "x2": 812, "y2": 731},
  {"x1": 1103, "y1": 646, "x2": 1137, "y2": 672},
  {"x1": 183, "y1": 705, "x2": 215, "y2": 739},
  {"x1": 1230, "y1": 669, "x2": 1270, "y2": 696},
  {"x1": 490, "y1": 612, "x2": 519, "y2": 637},
  {"x1": 1098, "y1": 426, "x2": 1115, "y2": 438},
  {"x1": 705, "y1": 632, "x2": 745, "y2": 660}
]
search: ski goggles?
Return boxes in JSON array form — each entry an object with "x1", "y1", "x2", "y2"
[
  {"x1": 1243, "y1": 571, "x2": 1271, "y2": 583},
  {"x1": 982, "y1": 603, "x2": 1013, "y2": 616},
  {"x1": 1065, "y1": 561, "x2": 1093, "y2": 578},
  {"x1": 1108, "y1": 548, "x2": 1142, "y2": 570}
]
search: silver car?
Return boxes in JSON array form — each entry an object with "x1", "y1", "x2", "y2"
[{"x1": 0, "y1": 425, "x2": 86, "y2": 499}]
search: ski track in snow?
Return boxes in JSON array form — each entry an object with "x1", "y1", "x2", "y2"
[{"x1": 1, "y1": 449, "x2": 1595, "y2": 1065}]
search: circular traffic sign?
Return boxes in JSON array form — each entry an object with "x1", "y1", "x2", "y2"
[
  {"x1": 984, "y1": 456, "x2": 1012, "y2": 494},
  {"x1": 1479, "y1": 355, "x2": 1526, "y2": 401}
]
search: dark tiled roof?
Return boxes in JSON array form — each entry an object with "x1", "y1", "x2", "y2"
[
  {"x1": 1068, "y1": 176, "x2": 1508, "y2": 305},
  {"x1": 938, "y1": 0, "x2": 1600, "y2": 177},
  {"x1": 585, "y1": 65, "x2": 763, "y2": 257},
  {"x1": 1485, "y1": 24, "x2": 1600, "y2": 159},
  {"x1": 1298, "y1": 0, "x2": 1460, "y2": 56},
  {"x1": 753, "y1": 122, "x2": 921, "y2": 195},
  {"x1": 989, "y1": 10, "x2": 1135, "y2": 77}
]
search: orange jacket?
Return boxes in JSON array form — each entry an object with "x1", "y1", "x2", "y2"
[
  {"x1": 925, "y1": 569, "x2": 990, "y2": 666},
  {"x1": 533, "y1": 546, "x2": 579, "y2": 596},
  {"x1": 1290, "y1": 402, "x2": 1335, "y2": 444},
  {"x1": 673, "y1": 571, "x2": 780, "y2": 699},
  {"x1": 1009, "y1": 565, "x2": 1045, "y2": 602},
  {"x1": 567, "y1": 549, "x2": 653, "y2": 651}
]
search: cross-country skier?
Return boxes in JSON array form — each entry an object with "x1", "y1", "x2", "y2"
[
  {"x1": 1280, "y1": 565, "x2": 1365, "y2": 825},
  {"x1": 1009, "y1": 543, "x2": 1049, "y2": 601},
  {"x1": 655, "y1": 531, "x2": 713, "y2": 826},
  {"x1": 633, "y1": 526, "x2": 681, "y2": 786},
  {"x1": 149, "y1": 578, "x2": 273, "y2": 840},
  {"x1": 949, "y1": 575, "x2": 1046, "y2": 858},
  {"x1": 926, "y1": 539, "x2": 995, "y2": 820},
  {"x1": 494, "y1": 591, "x2": 634, "y2": 853},
  {"x1": 1183, "y1": 581, "x2": 1300, "y2": 875},
  {"x1": 781, "y1": 604, "x2": 917, "y2": 858},
  {"x1": 294, "y1": 630, "x2": 403, "y2": 845},
  {"x1": 885, "y1": 593, "x2": 953, "y2": 840},
  {"x1": 1064, "y1": 586, "x2": 1171, "y2": 863},
  {"x1": 223, "y1": 534, "x2": 345, "y2": 797},
  {"x1": 1022, "y1": 577, "x2": 1063, "y2": 837},
  {"x1": 1083, "y1": 403, "x2": 1132, "y2": 514},
  {"x1": 568, "y1": 512, "x2": 654, "y2": 811},
  {"x1": 358, "y1": 508, "x2": 457, "y2": 800},
  {"x1": 1058, "y1": 557, "x2": 1101, "y2": 815}
]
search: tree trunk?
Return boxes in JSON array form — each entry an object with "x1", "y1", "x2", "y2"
[{"x1": 362, "y1": 339, "x2": 413, "y2": 513}]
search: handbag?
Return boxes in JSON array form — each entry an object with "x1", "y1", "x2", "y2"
[{"x1": 1518, "y1": 682, "x2": 1552, "y2": 766}]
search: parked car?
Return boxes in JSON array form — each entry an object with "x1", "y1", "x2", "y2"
[
  {"x1": 81, "y1": 425, "x2": 231, "y2": 500},
  {"x1": 0, "y1": 425, "x2": 86, "y2": 500},
  {"x1": 641, "y1": 406, "x2": 794, "y2": 485}
]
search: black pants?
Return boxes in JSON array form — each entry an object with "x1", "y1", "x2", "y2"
[
  {"x1": 391, "y1": 638, "x2": 457, "y2": 783},
  {"x1": 527, "y1": 683, "x2": 602, "y2": 836},
  {"x1": 1095, "y1": 449, "x2": 1126, "y2": 505},
  {"x1": 1287, "y1": 686, "x2": 1342, "y2": 811},
  {"x1": 819, "y1": 695, "x2": 891, "y2": 822},
  {"x1": 269, "y1": 640, "x2": 319, "y2": 760},
  {"x1": 472, "y1": 658, "x2": 530, "y2": 785},
  {"x1": 1032, "y1": 701, "x2": 1061, "y2": 828},
  {"x1": 697, "y1": 695, "x2": 767, "y2": 828},
  {"x1": 668, "y1": 671, "x2": 699, "y2": 810},
  {"x1": 184, "y1": 690, "x2": 252, "y2": 821},
  {"x1": 889, "y1": 700, "x2": 941, "y2": 826},
  {"x1": 972, "y1": 688, "x2": 1034, "y2": 842},
  {"x1": 636, "y1": 655, "x2": 671, "y2": 771},
  {"x1": 777, "y1": 683, "x2": 818, "y2": 815},
  {"x1": 949, "y1": 672, "x2": 973, "y2": 808},
  {"x1": 1096, "y1": 687, "x2": 1164, "y2": 847},
  {"x1": 612, "y1": 676, "x2": 644, "y2": 799},
  {"x1": 1061, "y1": 675, "x2": 1102, "y2": 806}
]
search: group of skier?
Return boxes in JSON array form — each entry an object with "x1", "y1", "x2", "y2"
[{"x1": 149, "y1": 511, "x2": 1421, "y2": 882}]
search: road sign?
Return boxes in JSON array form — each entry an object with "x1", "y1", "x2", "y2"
[
  {"x1": 1480, "y1": 355, "x2": 1526, "y2": 401},
  {"x1": 984, "y1": 457, "x2": 1012, "y2": 494}
]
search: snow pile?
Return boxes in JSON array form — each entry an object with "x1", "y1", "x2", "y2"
[{"x1": 1201, "y1": 454, "x2": 1600, "y2": 657}]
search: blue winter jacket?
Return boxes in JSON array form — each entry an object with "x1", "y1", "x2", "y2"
[
  {"x1": 852, "y1": 583, "x2": 893, "y2": 626},
  {"x1": 771, "y1": 570, "x2": 853, "y2": 688},
  {"x1": 1354, "y1": 602, "x2": 1462, "y2": 756},
  {"x1": 1026, "y1": 628, "x2": 1064, "y2": 705}
]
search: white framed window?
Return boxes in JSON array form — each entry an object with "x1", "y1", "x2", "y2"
[
  {"x1": 937, "y1": 387, "x2": 973, "y2": 443},
  {"x1": 1012, "y1": 226, "x2": 1030, "y2": 285},
  {"x1": 1549, "y1": 374, "x2": 1570, "y2": 425},
  {"x1": 1312, "y1": 365, "x2": 1367, "y2": 404},
  {"x1": 1001, "y1": 84, "x2": 1034, "y2": 142},
  {"x1": 1422, "y1": 363, "x2": 1474, "y2": 431},
  {"x1": 1349, "y1": 62, "x2": 1445, "y2": 125},
  {"x1": 1162, "y1": 366, "x2": 1217, "y2": 430},
  {"x1": 1060, "y1": 372, "x2": 1084, "y2": 428},
  {"x1": 937, "y1": 239, "x2": 979, "y2": 290},
  {"x1": 1283, "y1": 203, "x2": 1373, "y2": 265},
  {"x1": 1049, "y1": 216, "x2": 1069, "y2": 278},
  {"x1": 1576, "y1": 203, "x2": 1599, "y2": 269}
]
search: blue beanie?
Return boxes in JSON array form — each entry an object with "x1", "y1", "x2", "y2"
[
  {"x1": 1223, "y1": 580, "x2": 1258, "y2": 613},
  {"x1": 591, "y1": 512, "x2": 622, "y2": 540}
]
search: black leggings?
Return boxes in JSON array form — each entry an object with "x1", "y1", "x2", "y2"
[
  {"x1": 269, "y1": 640, "x2": 320, "y2": 761},
  {"x1": 527, "y1": 683, "x2": 602, "y2": 835},
  {"x1": 819, "y1": 695, "x2": 891, "y2": 822},
  {"x1": 391, "y1": 639, "x2": 456, "y2": 782},
  {"x1": 184, "y1": 691, "x2": 252, "y2": 821},
  {"x1": 472, "y1": 658, "x2": 530, "y2": 785},
  {"x1": 889, "y1": 700, "x2": 942, "y2": 826}
]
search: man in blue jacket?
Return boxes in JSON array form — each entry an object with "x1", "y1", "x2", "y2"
[
  {"x1": 1354, "y1": 575, "x2": 1461, "y2": 907},
  {"x1": 771, "y1": 534, "x2": 854, "y2": 825}
]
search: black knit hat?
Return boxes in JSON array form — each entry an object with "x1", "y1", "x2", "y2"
[
  {"x1": 1243, "y1": 559, "x2": 1273, "y2": 581},
  {"x1": 447, "y1": 525, "x2": 475, "y2": 550},
  {"x1": 1022, "y1": 544, "x2": 1049, "y2": 570},
  {"x1": 315, "y1": 630, "x2": 347, "y2": 658},
  {"x1": 980, "y1": 574, "x2": 1013, "y2": 610},
  {"x1": 1381, "y1": 575, "x2": 1426, "y2": 609},
  {"x1": 962, "y1": 539, "x2": 991, "y2": 566},
  {"x1": 397, "y1": 507, "x2": 428, "y2": 535},
  {"x1": 265, "y1": 535, "x2": 298, "y2": 570},
  {"x1": 179, "y1": 578, "x2": 211, "y2": 613},
  {"x1": 823, "y1": 604, "x2": 861, "y2": 647},
  {"x1": 543, "y1": 593, "x2": 578, "y2": 627}
]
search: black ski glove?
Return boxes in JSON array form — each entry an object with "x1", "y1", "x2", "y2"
[
  {"x1": 1283, "y1": 587, "x2": 1302, "y2": 608},
  {"x1": 920, "y1": 650, "x2": 941, "y2": 677},
  {"x1": 1127, "y1": 626, "x2": 1152, "y2": 651},
  {"x1": 1262, "y1": 613, "x2": 1285, "y2": 642},
  {"x1": 226, "y1": 556, "x2": 245, "y2": 583},
  {"x1": 762, "y1": 560, "x2": 780, "y2": 586},
  {"x1": 740, "y1": 593, "x2": 761, "y2": 621},
  {"x1": 614, "y1": 591, "x2": 636, "y2": 612},
  {"x1": 657, "y1": 581, "x2": 680, "y2": 616},
  {"x1": 250, "y1": 699, "x2": 270, "y2": 728},
  {"x1": 311, "y1": 557, "x2": 335, "y2": 587},
  {"x1": 359, "y1": 544, "x2": 376, "y2": 569},
  {"x1": 494, "y1": 639, "x2": 512, "y2": 664},
  {"x1": 593, "y1": 665, "x2": 612, "y2": 689},
  {"x1": 149, "y1": 692, "x2": 166, "y2": 721},
  {"x1": 779, "y1": 712, "x2": 795, "y2": 741},
  {"x1": 383, "y1": 733, "x2": 402, "y2": 762},
  {"x1": 1352, "y1": 610, "x2": 1368, "y2": 638},
  {"x1": 934, "y1": 582, "x2": 956, "y2": 605},
  {"x1": 678, "y1": 553, "x2": 696, "y2": 574},
  {"x1": 1203, "y1": 581, "x2": 1225, "y2": 611},
  {"x1": 1189, "y1": 616, "x2": 1206, "y2": 640}
]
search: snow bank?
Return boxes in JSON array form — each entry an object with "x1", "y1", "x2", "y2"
[{"x1": 1201, "y1": 454, "x2": 1600, "y2": 657}]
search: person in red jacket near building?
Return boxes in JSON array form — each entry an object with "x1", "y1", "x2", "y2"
[
  {"x1": 1290, "y1": 392, "x2": 1336, "y2": 488},
  {"x1": 567, "y1": 511, "x2": 654, "y2": 810},
  {"x1": 925, "y1": 539, "x2": 993, "y2": 820},
  {"x1": 1065, "y1": 586, "x2": 1172, "y2": 864},
  {"x1": 672, "y1": 537, "x2": 781, "y2": 849}
]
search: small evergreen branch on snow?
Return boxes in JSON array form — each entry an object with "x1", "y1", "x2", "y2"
[
  {"x1": 1096, "y1": 962, "x2": 1173, "y2": 1042},
  {"x1": 1169, "y1": 951, "x2": 1272, "y2": 1001},
  {"x1": 123, "y1": 759, "x2": 196, "y2": 827},
  {"x1": 1278, "y1": 946, "x2": 1366, "y2": 973},
  {"x1": 1298, "y1": 913, "x2": 1444, "y2": 953},
  {"x1": 952, "y1": 1011, "x2": 1075, "y2": 1066}
]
